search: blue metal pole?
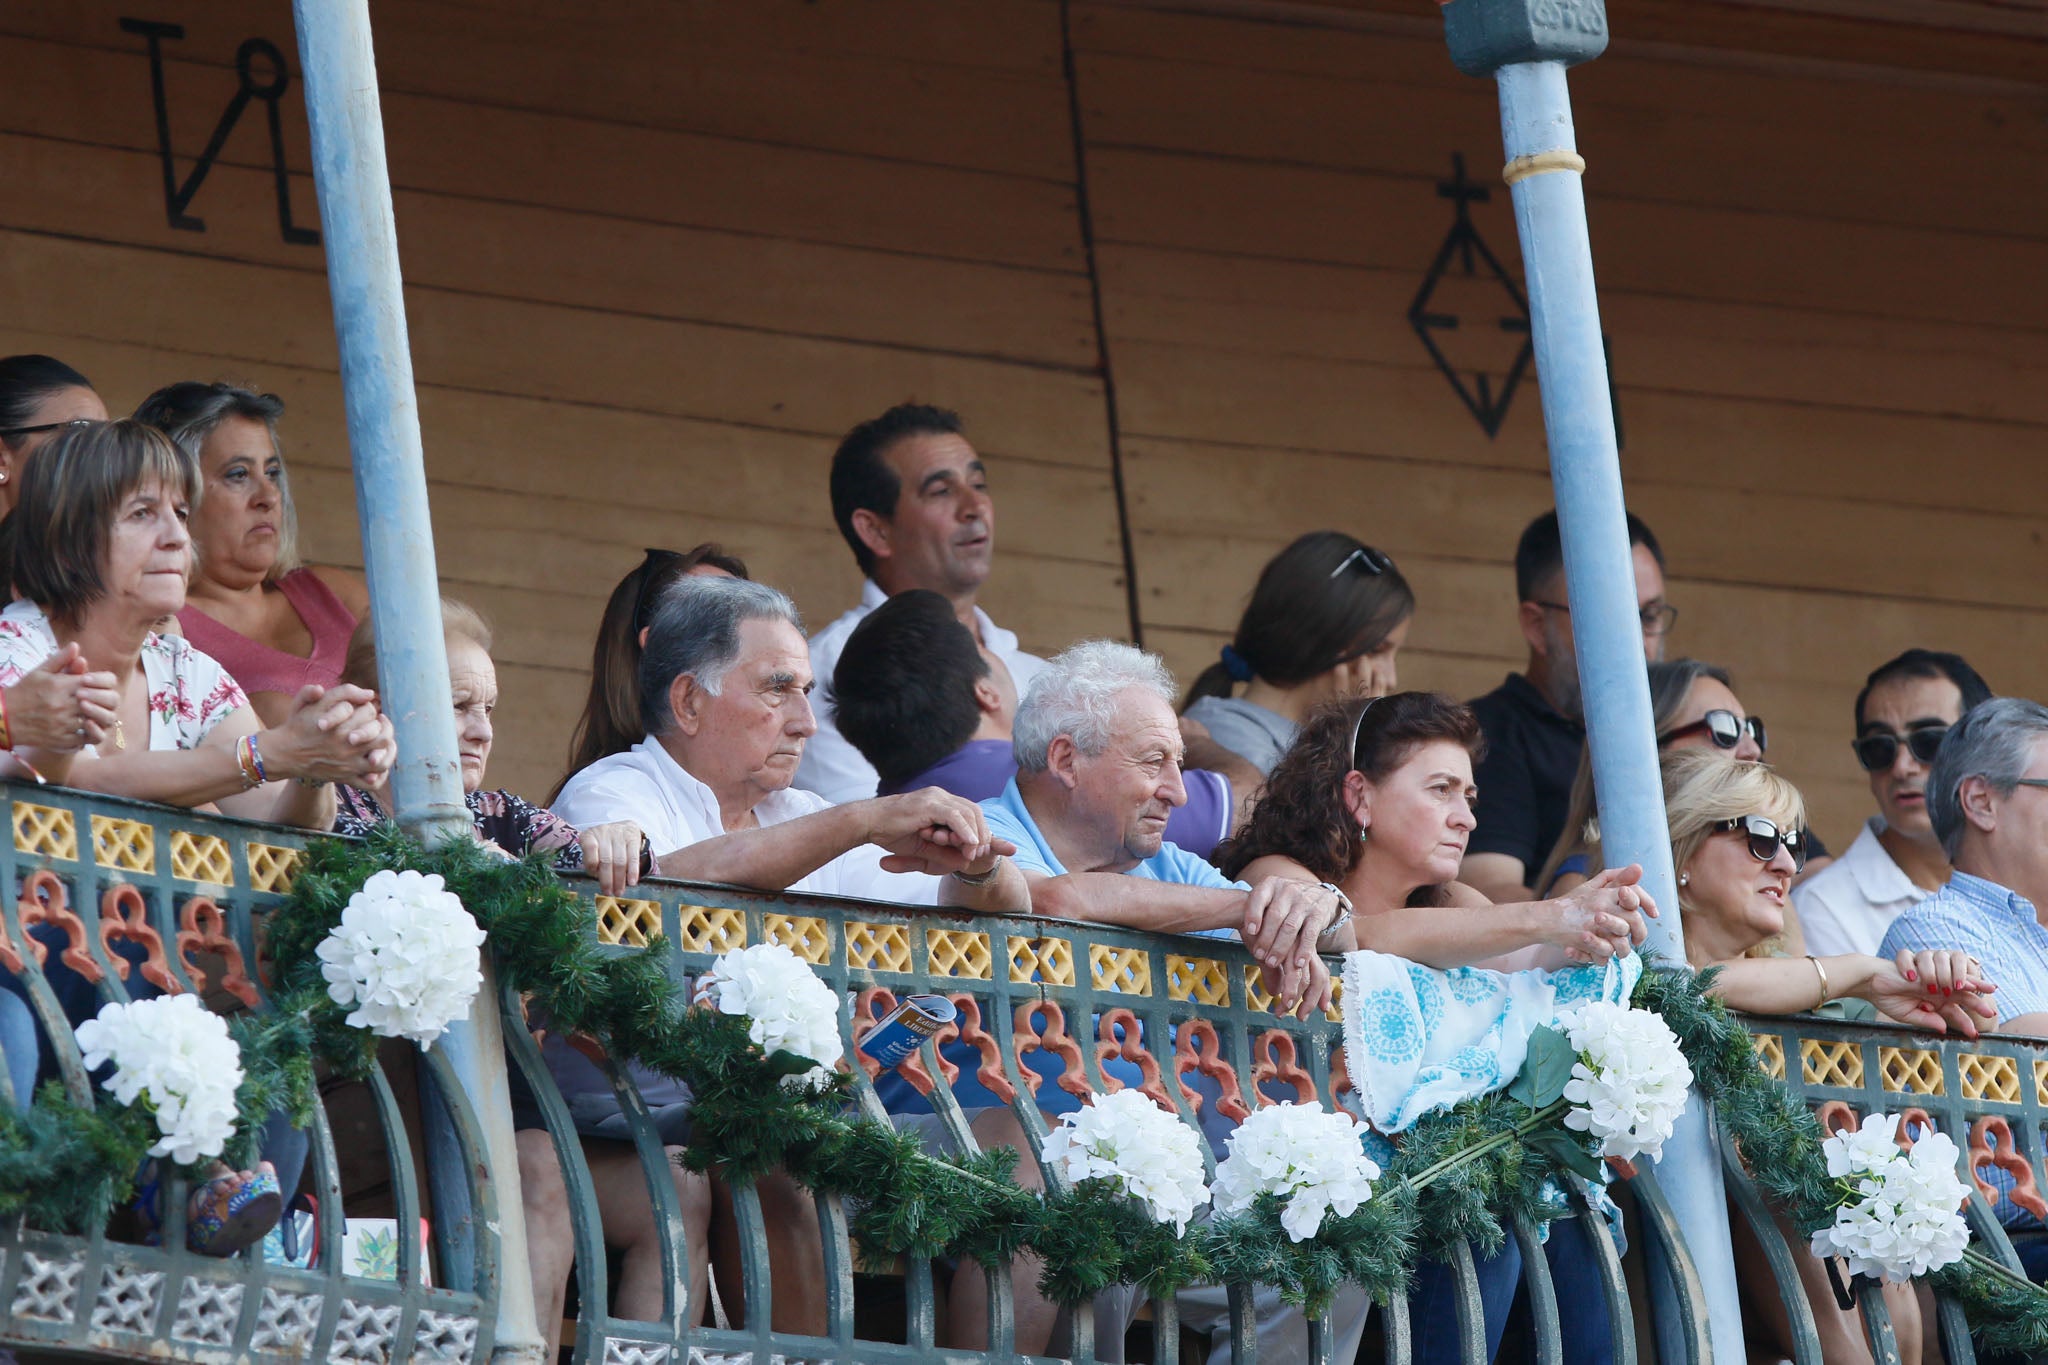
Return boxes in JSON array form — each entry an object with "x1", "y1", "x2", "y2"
[
  {"x1": 291, "y1": 5, "x2": 542, "y2": 1360},
  {"x1": 1488, "y1": 54, "x2": 1747, "y2": 1363}
]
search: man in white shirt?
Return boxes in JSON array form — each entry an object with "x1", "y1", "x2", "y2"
[
  {"x1": 554, "y1": 575, "x2": 1013, "y2": 903},
  {"x1": 1795, "y1": 649, "x2": 1992, "y2": 956},
  {"x1": 796, "y1": 404, "x2": 1047, "y2": 802}
]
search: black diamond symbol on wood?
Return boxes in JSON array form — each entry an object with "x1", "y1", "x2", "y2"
[{"x1": 1409, "y1": 154, "x2": 1532, "y2": 439}]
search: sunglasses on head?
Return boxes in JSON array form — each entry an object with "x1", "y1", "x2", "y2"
[
  {"x1": 1659, "y1": 710, "x2": 1766, "y2": 754},
  {"x1": 0, "y1": 417, "x2": 95, "y2": 441},
  {"x1": 1329, "y1": 545, "x2": 1394, "y2": 579},
  {"x1": 629, "y1": 548, "x2": 686, "y2": 637},
  {"x1": 1851, "y1": 726, "x2": 1948, "y2": 773},
  {"x1": 1712, "y1": 815, "x2": 1806, "y2": 872}
]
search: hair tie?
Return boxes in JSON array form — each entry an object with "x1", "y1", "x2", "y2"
[{"x1": 1220, "y1": 644, "x2": 1255, "y2": 684}]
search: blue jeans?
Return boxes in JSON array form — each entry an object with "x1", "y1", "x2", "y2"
[{"x1": 1406, "y1": 1214, "x2": 1614, "y2": 1364}]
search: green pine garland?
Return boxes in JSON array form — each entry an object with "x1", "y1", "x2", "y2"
[{"x1": 12, "y1": 825, "x2": 2048, "y2": 1351}]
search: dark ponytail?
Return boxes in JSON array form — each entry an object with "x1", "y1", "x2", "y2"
[{"x1": 1183, "y1": 531, "x2": 1415, "y2": 708}]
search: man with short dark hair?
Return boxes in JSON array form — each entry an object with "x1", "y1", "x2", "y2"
[
  {"x1": 832, "y1": 590, "x2": 1243, "y2": 855},
  {"x1": 1461, "y1": 509, "x2": 1673, "y2": 902},
  {"x1": 797, "y1": 403, "x2": 1046, "y2": 802},
  {"x1": 1796, "y1": 649, "x2": 1993, "y2": 957}
]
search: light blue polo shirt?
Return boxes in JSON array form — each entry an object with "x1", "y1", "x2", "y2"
[{"x1": 982, "y1": 777, "x2": 1247, "y2": 922}]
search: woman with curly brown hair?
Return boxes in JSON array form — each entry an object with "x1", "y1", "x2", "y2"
[
  {"x1": 1222, "y1": 691, "x2": 1655, "y2": 969},
  {"x1": 1222, "y1": 691, "x2": 1657, "y2": 1365}
]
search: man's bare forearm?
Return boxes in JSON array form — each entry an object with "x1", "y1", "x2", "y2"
[
  {"x1": 1030, "y1": 873, "x2": 1245, "y2": 934},
  {"x1": 653, "y1": 804, "x2": 871, "y2": 889}
]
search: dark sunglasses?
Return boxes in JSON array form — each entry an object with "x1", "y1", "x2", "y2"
[
  {"x1": 1713, "y1": 815, "x2": 1807, "y2": 872},
  {"x1": 0, "y1": 417, "x2": 96, "y2": 441},
  {"x1": 1659, "y1": 710, "x2": 1766, "y2": 754},
  {"x1": 629, "y1": 548, "x2": 686, "y2": 636},
  {"x1": 1851, "y1": 726, "x2": 1948, "y2": 773},
  {"x1": 1329, "y1": 545, "x2": 1394, "y2": 579}
]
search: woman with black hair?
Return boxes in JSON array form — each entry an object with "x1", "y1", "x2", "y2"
[
  {"x1": 0, "y1": 353, "x2": 106, "y2": 509},
  {"x1": 1182, "y1": 531, "x2": 1414, "y2": 775}
]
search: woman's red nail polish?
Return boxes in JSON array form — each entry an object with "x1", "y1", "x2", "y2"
[{"x1": 1906, "y1": 971, "x2": 1918, "y2": 981}]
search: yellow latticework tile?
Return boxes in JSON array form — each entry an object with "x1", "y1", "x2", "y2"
[
  {"x1": 847, "y1": 920, "x2": 913, "y2": 972},
  {"x1": 1802, "y1": 1038, "x2": 1865, "y2": 1089},
  {"x1": 926, "y1": 928, "x2": 992, "y2": 980},
  {"x1": 1008, "y1": 935, "x2": 1075, "y2": 986},
  {"x1": 2036, "y1": 1060, "x2": 2048, "y2": 1107},
  {"x1": 1089, "y1": 944, "x2": 1152, "y2": 995},
  {"x1": 12, "y1": 802, "x2": 76, "y2": 859},
  {"x1": 246, "y1": 843, "x2": 304, "y2": 893},
  {"x1": 766, "y1": 914, "x2": 830, "y2": 964},
  {"x1": 1879, "y1": 1045, "x2": 1945, "y2": 1096},
  {"x1": 1166, "y1": 955, "x2": 1230, "y2": 1006},
  {"x1": 1243, "y1": 964, "x2": 1275, "y2": 1014},
  {"x1": 595, "y1": 897, "x2": 661, "y2": 948},
  {"x1": 1752, "y1": 1033, "x2": 1786, "y2": 1081},
  {"x1": 170, "y1": 830, "x2": 232, "y2": 885},
  {"x1": 90, "y1": 815, "x2": 154, "y2": 873},
  {"x1": 1959, "y1": 1053, "x2": 2019, "y2": 1104},
  {"x1": 675, "y1": 905, "x2": 747, "y2": 954}
]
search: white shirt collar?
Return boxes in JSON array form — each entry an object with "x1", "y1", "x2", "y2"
[
  {"x1": 857, "y1": 578, "x2": 1017, "y2": 656},
  {"x1": 1843, "y1": 816, "x2": 1923, "y2": 906}
]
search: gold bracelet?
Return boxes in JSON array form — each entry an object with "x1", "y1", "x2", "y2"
[{"x1": 1807, "y1": 954, "x2": 1831, "y2": 1010}]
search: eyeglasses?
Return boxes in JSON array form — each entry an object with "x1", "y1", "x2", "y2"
[
  {"x1": 0, "y1": 418, "x2": 96, "y2": 441},
  {"x1": 1329, "y1": 545, "x2": 1394, "y2": 579},
  {"x1": 1712, "y1": 815, "x2": 1807, "y2": 872},
  {"x1": 1851, "y1": 726, "x2": 1948, "y2": 773},
  {"x1": 629, "y1": 548, "x2": 686, "y2": 636},
  {"x1": 1533, "y1": 599, "x2": 1680, "y2": 638},
  {"x1": 1660, "y1": 710, "x2": 1767, "y2": 754}
]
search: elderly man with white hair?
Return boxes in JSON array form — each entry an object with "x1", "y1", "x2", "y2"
[
  {"x1": 554, "y1": 574, "x2": 1015, "y2": 900},
  {"x1": 948, "y1": 639, "x2": 1353, "y2": 1009},
  {"x1": 941, "y1": 638, "x2": 1368, "y2": 1365},
  {"x1": 1880, "y1": 696, "x2": 2048, "y2": 1033}
]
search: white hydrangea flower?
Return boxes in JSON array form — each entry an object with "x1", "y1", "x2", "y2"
[
  {"x1": 1809, "y1": 1115, "x2": 1970, "y2": 1282},
  {"x1": 1212, "y1": 1101, "x2": 1379, "y2": 1242},
  {"x1": 315, "y1": 868, "x2": 486, "y2": 1047},
  {"x1": 74, "y1": 993, "x2": 242, "y2": 1165},
  {"x1": 697, "y1": 942, "x2": 843, "y2": 1085},
  {"x1": 1040, "y1": 1089, "x2": 1211, "y2": 1234},
  {"x1": 1558, "y1": 1002, "x2": 1694, "y2": 1162}
]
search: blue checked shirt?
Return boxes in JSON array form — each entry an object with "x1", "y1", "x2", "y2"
[
  {"x1": 1878, "y1": 871, "x2": 2048, "y2": 1024},
  {"x1": 1878, "y1": 871, "x2": 2048, "y2": 1229}
]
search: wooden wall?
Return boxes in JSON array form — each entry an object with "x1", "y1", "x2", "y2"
[{"x1": 0, "y1": 0, "x2": 2042, "y2": 845}]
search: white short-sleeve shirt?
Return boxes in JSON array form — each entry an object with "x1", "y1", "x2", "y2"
[
  {"x1": 1792, "y1": 817, "x2": 1935, "y2": 959},
  {"x1": 553, "y1": 736, "x2": 938, "y2": 905},
  {"x1": 0, "y1": 600, "x2": 247, "y2": 753},
  {"x1": 795, "y1": 579, "x2": 1046, "y2": 804}
]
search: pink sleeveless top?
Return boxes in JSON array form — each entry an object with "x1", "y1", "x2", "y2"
[{"x1": 175, "y1": 569, "x2": 358, "y2": 696}]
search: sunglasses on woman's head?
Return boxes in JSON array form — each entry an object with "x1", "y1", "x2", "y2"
[
  {"x1": 0, "y1": 417, "x2": 95, "y2": 441},
  {"x1": 1712, "y1": 815, "x2": 1806, "y2": 872},
  {"x1": 1659, "y1": 710, "x2": 1766, "y2": 754},
  {"x1": 629, "y1": 547, "x2": 686, "y2": 637},
  {"x1": 1851, "y1": 726, "x2": 1948, "y2": 773},
  {"x1": 1329, "y1": 545, "x2": 1394, "y2": 579}
]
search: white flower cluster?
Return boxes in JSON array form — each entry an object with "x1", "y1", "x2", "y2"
[
  {"x1": 1041, "y1": 1089, "x2": 1211, "y2": 1234},
  {"x1": 1809, "y1": 1113, "x2": 1970, "y2": 1283},
  {"x1": 1212, "y1": 1102, "x2": 1380, "y2": 1242},
  {"x1": 1559, "y1": 1002, "x2": 1694, "y2": 1162},
  {"x1": 74, "y1": 993, "x2": 243, "y2": 1165},
  {"x1": 697, "y1": 942, "x2": 844, "y2": 1085},
  {"x1": 316, "y1": 869, "x2": 486, "y2": 1047}
]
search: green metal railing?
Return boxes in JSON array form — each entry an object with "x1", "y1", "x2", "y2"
[{"x1": 1, "y1": 782, "x2": 2043, "y2": 1364}]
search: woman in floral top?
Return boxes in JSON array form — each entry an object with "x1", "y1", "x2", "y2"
[{"x1": 0, "y1": 422, "x2": 396, "y2": 826}]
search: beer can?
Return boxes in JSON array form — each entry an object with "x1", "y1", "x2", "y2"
[{"x1": 857, "y1": 993, "x2": 958, "y2": 1070}]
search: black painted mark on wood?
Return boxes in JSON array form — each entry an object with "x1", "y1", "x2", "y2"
[
  {"x1": 1408, "y1": 154, "x2": 1531, "y2": 440},
  {"x1": 119, "y1": 17, "x2": 320, "y2": 246}
]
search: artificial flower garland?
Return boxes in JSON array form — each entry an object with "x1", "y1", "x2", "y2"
[{"x1": 4, "y1": 827, "x2": 2048, "y2": 1352}]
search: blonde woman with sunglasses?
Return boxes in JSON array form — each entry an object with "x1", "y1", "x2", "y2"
[{"x1": 1627, "y1": 749, "x2": 1990, "y2": 1363}]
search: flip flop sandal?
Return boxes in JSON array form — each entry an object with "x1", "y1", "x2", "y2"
[{"x1": 186, "y1": 1167, "x2": 283, "y2": 1258}]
